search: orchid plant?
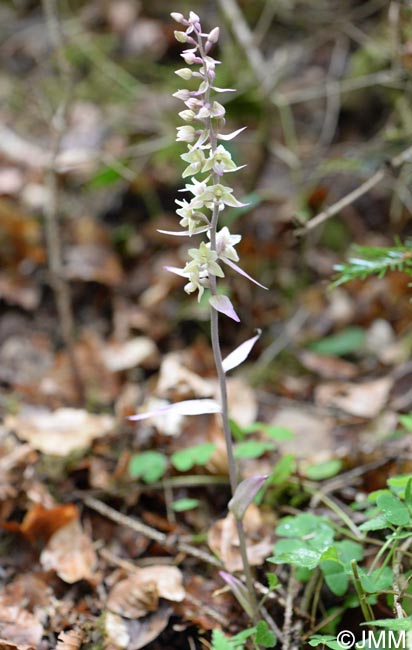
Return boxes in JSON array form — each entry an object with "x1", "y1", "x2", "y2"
[{"x1": 130, "y1": 10, "x2": 269, "y2": 629}]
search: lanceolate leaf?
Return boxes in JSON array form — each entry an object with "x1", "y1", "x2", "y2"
[
  {"x1": 224, "y1": 259, "x2": 268, "y2": 289},
  {"x1": 228, "y1": 475, "x2": 268, "y2": 521},
  {"x1": 209, "y1": 295, "x2": 240, "y2": 322},
  {"x1": 128, "y1": 399, "x2": 221, "y2": 421},
  {"x1": 219, "y1": 571, "x2": 254, "y2": 619},
  {"x1": 222, "y1": 330, "x2": 261, "y2": 373}
]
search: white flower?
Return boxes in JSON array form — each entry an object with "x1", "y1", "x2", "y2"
[
  {"x1": 180, "y1": 148, "x2": 206, "y2": 177},
  {"x1": 212, "y1": 226, "x2": 241, "y2": 262},
  {"x1": 203, "y1": 145, "x2": 239, "y2": 175},
  {"x1": 176, "y1": 125, "x2": 196, "y2": 142}
]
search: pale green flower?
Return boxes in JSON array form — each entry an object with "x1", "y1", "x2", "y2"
[
  {"x1": 212, "y1": 226, "x2": 241, "y2": 262},
  {"x1": 180, "y1": 148, "x2": 206, "y2": 177},
  {"x1": 203, "y1": 144, "x2": 239, "y2": 175},
  {"x1": 186, "y1": 241, "x2": 224, "y2": 279}
]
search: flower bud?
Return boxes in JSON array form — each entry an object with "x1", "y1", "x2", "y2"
[
  {"x1": 174, "y1": 30, "x2": 189, "y2": 43},
  {"x1": 207, "y1": 27, "x2": 220, "y2": 44},
  {"x1": 173, "y1": 89, "x2": 191, "y2": 101},
  {"x1": 179, "y1": 109, "x2": 195, "y2": 122},
  {"x1": 175, "y1": 68, "x2": 193, "y2": 80},
  {"x1": 170, "y1": 12, "x2": 186, "y2": 24},
  {"x1": 188, "y1": 11, "x2": 200, "y2": 24},
  {"x1": 176, "y1": 125, "x2": 196, "y2": 142}
]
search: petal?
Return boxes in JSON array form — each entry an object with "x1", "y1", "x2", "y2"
[
  {"x1": 158, "y1": 227, "x2": 209, "y2": 237},
  {"x1": 223, "y1": 259, "x2": 268, "y2": 289},
  {"x1": 217, "y1": 127, "x2": 247, "y2": 141},
  {"x1": 209, "y1": 295, "x2": 240, "y2": 322},
  {"x1": 164, "y1": 265, "x2": 188, "y2": 277},
  {"x1": 222, "y1": 329, "x2": 261, "y2": 372},
  {"x1": 128, "y1": 399, "x2": 222, "y2": 421}
]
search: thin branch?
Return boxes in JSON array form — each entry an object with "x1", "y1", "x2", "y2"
[
  {"x1": 41, "y1": 0, "x2": 84, "y2": 400},
  {"x1": 297, "y1": 143, "x2": 412, "y2": 235}
]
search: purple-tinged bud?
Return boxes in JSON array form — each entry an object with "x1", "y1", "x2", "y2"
[
  {"x1": 174, "y1": 30, "x2": 189, "y2": 43},
  {"x1": 188, "y1": 11, "x2": 200, "y2": 24},
  {"x1": 173, "y1": 89, "x2": 191, "y2": 101},
  {"x1": 175, "y1": 68, "x2": 193, "y2": 80},
  {"x1": 207, "y1": 27, "x2": 220, "y2": 44},
  {"x1": 170, "y1": 12, "x2": 187, "y2": 24},
  {"x1": 179, "y1": 109, "x2": 195, "y2": 122},
  {"x1": 181, "y1": 51, "x2": 200, "y2": 65}
]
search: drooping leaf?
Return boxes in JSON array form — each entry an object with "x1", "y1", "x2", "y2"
[
  {"x1": 228, "y1": 475, "x2": 268, "y2": 521},
  {"x1": 209, "y1": 294, "x2": 240, "y2": 322},
  {"x1": 219, "y1": 571, "x2": 254, "y2": 619},
  {"x1": 222, "y1": 330, "x2": 261, "y2": 372},
  {"x1": 224, "y1": 258, "x2": 268, "y2": 289},
  {"x1": 128, "y1": 399, "x2": 221, "y2": 421}
]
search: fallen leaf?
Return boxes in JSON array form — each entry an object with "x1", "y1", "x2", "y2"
[
  {"x1": 2, "y1": 503, "x2": 78, "y2": 545},
  {"x1": 56, "y1": 629, "x2": 84, "y2": 650},
  {"x1": 315, "y1": 377, "x2": 392, "y2": 418},
  {"x1": 102, "y1": 337, "x2": 159, "y2": 372},
  {"x1": 40, "y1": 517, "x2": 97, "y2": 583},
  {"x1": 64, "y1": 244, "x2": 123, "y2": 286},
  {"x1": 208, "y1": 504, "x2": 274, "y2": 571},
  {"x1": 6, "y1": 407, "x2": 115, "y2": 456},
  {"x1": 226, "y1": 377, "x2": 258, "y2": 427},
  {"x1": 156, "y1": 352, "x2": 214, "y2": 400},
  {"x1": 270, "y1": 406, "x2": 335, "y2": 460},
  {"x1": 107, "y1": 566, "x2": 184, "y2": 618},
  {"x1": 296, "y1": 349, "x2": 357, "y2": 380},
  {"x1": 0, "y1": 608, "x2": 42, "y2": 650},
  {"x1": 104, "y1": 606, "x2": 172, "y2": 650}
]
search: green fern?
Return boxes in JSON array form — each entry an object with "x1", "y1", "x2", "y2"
[{"x1": 332, "y1": 241, "x2": 412, "y2": 286}]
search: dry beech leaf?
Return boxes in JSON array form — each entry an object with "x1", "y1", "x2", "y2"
[
  {"x1": 208, "y1": 504, "x2": 274, "y2": 572},
  {"x1": 56, "y1": 629, "x2": 84, "y2": 650},
  {"x1": 156, "y1": 352, "x2": 213, "y2": 399},
  {"x1": 104, "y1": 605, "x2": 172, "y2": 650},
  {"x1": 6, "y1": 407, "x2": 115, "y2": 456},
  {"x1": 0, "y1": 641, "x2": 33, "y2": 650},
  {"x1": 0, "y1": 607, "x2": 42, "y2": 650},
  {"x1": 296, "y1": 349, "x2": 357, "y2": 380},
  {"x1": 271, "y1": 406, "x2": 335, "y2": 461},
  {"x1": 315, "y1": 377, "x2": 393, "y2": 418},
  {"x1": 107, "y1": 566, "x2": 184, "y2": 619},
  {"x1": 226, "y1": 377, "x2": 257, "y2": 427},
  {"x1": 102, "y1": 337, "x2": 159, "y2": 372},
  {"x1": 40, "y1": 517, "x2": 96, "y2": 583},
  {"x1": 64, "y1": 243, "x2": 123, "y2": 286},
  {"x1": 2, "y1": 503, "x2": 78, "y2": 545}
]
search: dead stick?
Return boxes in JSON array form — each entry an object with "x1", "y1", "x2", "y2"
[{"x1": 41, "y1": 0, "x2": 84, "y2": 401}]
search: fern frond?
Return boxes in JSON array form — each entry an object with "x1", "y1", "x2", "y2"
[{"x1": 332, "y1": 242, "x2": 412, "y2": 286}]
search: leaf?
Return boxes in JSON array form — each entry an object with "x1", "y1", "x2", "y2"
[
  {"x1": 171, "y1": 442, "x2": 216, "y2": 471},
  {"x1": 376, "y1": 492, "x2": 410, "y2": 526},
  {"x1": 224, "y1": 258, "x2": 268, "y2": 289},
  {"x1": 359, "y1": 515, "x2": 389, "y2": 532},
  {"x1": 219, "y1": 571, "x2": 254, "y2": 619},
  {"x1": 398, "y1": 414, "x2": 412, "y2": 432},
  {"x1": 308, "y1": 634, "x2": 343, "y2": 650},
  {"x1": 222, "y1": 330, "x2": 261, "y2": 372},
  {"x1": 363, "y1": 619, "x2": 412, "y2": 631},
  {"x1": 357, "y1": 567, "x2": 393, "y2": 593},
  {"x1": 234, "y1": 440, "x2": 275, "y2": 459},
  {"x1": 209, "y1": 295, "x2": 240, "y2": 322},
  {"x1": 269, "y1": 514, "x2": 335, "y2": 569},
  {"x1": 128, "y1": 451, "x2": 168, "y2": 483},
  {"x1": 128, "y1": 399, "x2": 222, "y2": 421},
  {"x1": 172, "y1": 498, "x2": 200, "y2": 512},
  {"x1": 228, "y1": 475, "x2": 268, "y2": 521},
  {"x1": 308, "y1": 327, "x2": 366, "y2": 356},
  {"x1": 211, "y1": 629, "x2": 234, "y2": 650},
  {"x1": 305, "y1": 459, "x2": 343, "y2": 480},
  {"x1": 255, "y1": 620, "x2": 276, "y2": 648}
]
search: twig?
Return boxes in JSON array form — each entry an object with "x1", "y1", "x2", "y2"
[
  {"x1": 282, "y1": 570, "x2": 299, "y2": 650},
  {"x1": 84, "y1": 496, "x2": 223, "y2": 568},
  {"x1": 296, "y1": 143, "x2": 412, "y2": 235},
  {"x1": 41, "y1": 0, "x2": 84, "y2": 400}
]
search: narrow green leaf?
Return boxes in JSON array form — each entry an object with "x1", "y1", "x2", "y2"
[{"x1": 172, "y1": 498, "x2": 200, "y2": 512}]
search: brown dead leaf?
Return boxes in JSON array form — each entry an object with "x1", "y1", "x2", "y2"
[
  {"x1": 104, "y1": 606, "x2": 172, "y2": 650},
  {"x1": 40, "y1": 517, "x2": 97, "y2": 583},
  {"x1": 2, "y1": 503, "x2": 78, "y2": 545},
  {"x1": 297, "y1": 349, "x2": 358, "y2": 380},
  {"x1": 107, "y1": 566, "x2": 184, "y2": 619},
  {"x1": 0, "y1": 199, "x2": 45, "y2": 266},
  {"x1": 0, "y1": 273, "x2": 40, "y2": 310},
  {"x1": 270, "y1": 406, "x2": 335, "y2": 460},
  {"x1": 208, "y1": 504, "x2": 274, "y2": 572},
  {"x1": 315, "y1": 377, "x2": 393, "y2": 418},
  {"x1": 102, "y1": 337, "x2": 159, "y2": 372},
  {"x1": 56, "y1": 629, "x2": 84, "y2": 650},
  {"x1": 0, "y1": 641, "x2": 34, "y2": 650},
  {"x1": 156, "y1": 351, "x2": 213, "y2": 400},
  {"x1": 0, "y1": 607, "x2": 42, "y2": 650},
  {"x1": 226, "y1": 377, "x2": 258, "y2": 427},
  {"x1": 64, "y1": 243, "x2": 123, "y2": 286},
  {"x1": 5, "y1": 407, "x2": 115, "y2": 456}
]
